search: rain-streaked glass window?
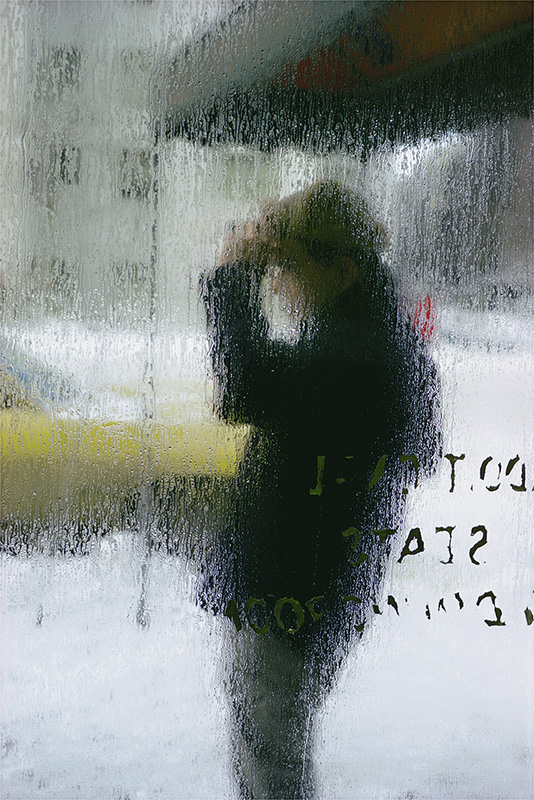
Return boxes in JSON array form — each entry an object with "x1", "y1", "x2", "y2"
[{"x1": 1, "y1": 2, "x2": 532, "y2": 799}]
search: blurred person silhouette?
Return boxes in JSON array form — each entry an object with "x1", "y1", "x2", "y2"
[{"x1": 201, "y1": 180, "x2": 440, "y2": 799}]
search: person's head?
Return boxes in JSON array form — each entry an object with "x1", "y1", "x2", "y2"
[{"x1": 261, "y1": 180, "x2": 386, "y2": 310}]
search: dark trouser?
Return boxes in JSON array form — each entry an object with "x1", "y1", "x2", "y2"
[{"x1": 222, "y1": 624, "x2": 334, "y2": 800}]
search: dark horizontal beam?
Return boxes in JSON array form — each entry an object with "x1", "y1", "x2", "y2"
[{"x1": 165, "y1": 20, "x2": 532, "y2": 153}]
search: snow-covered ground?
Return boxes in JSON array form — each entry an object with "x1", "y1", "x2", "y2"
[{"x1": 1, "y1": 315, "x2": 533, "y2": 800}]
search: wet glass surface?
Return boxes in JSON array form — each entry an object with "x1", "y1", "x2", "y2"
[{"x1": 1, "y1": 3, "x2": 532, "y2": 799}]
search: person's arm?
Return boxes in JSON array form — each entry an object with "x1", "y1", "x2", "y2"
[{"x1": 204, "y1": 252, "x2": 310, "y2": 429}]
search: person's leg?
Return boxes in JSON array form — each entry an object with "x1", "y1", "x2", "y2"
[{"x1": 222, "y1": 626, "x2": 324, "y2": 800}]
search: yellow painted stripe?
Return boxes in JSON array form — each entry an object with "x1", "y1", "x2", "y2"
[{"x1": 1, "y1": 410, "x2": 249, "y2": 520}]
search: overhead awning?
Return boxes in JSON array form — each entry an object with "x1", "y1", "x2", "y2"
[{"x1": 163, "y1": 0, "x2": 533, "y2": 152}]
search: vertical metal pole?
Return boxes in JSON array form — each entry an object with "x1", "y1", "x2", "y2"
[{"x1": 136, "y1": 119, "x2": 159, "y2": 629}]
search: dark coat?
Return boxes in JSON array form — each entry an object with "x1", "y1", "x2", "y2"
[{"x1": 201, "y1": 255, "x2": 440, "y2": 645}]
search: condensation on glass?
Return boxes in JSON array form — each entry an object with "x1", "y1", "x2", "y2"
[{"x1": 1, "y1": 2, "x2": 532, "y2": 799}]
